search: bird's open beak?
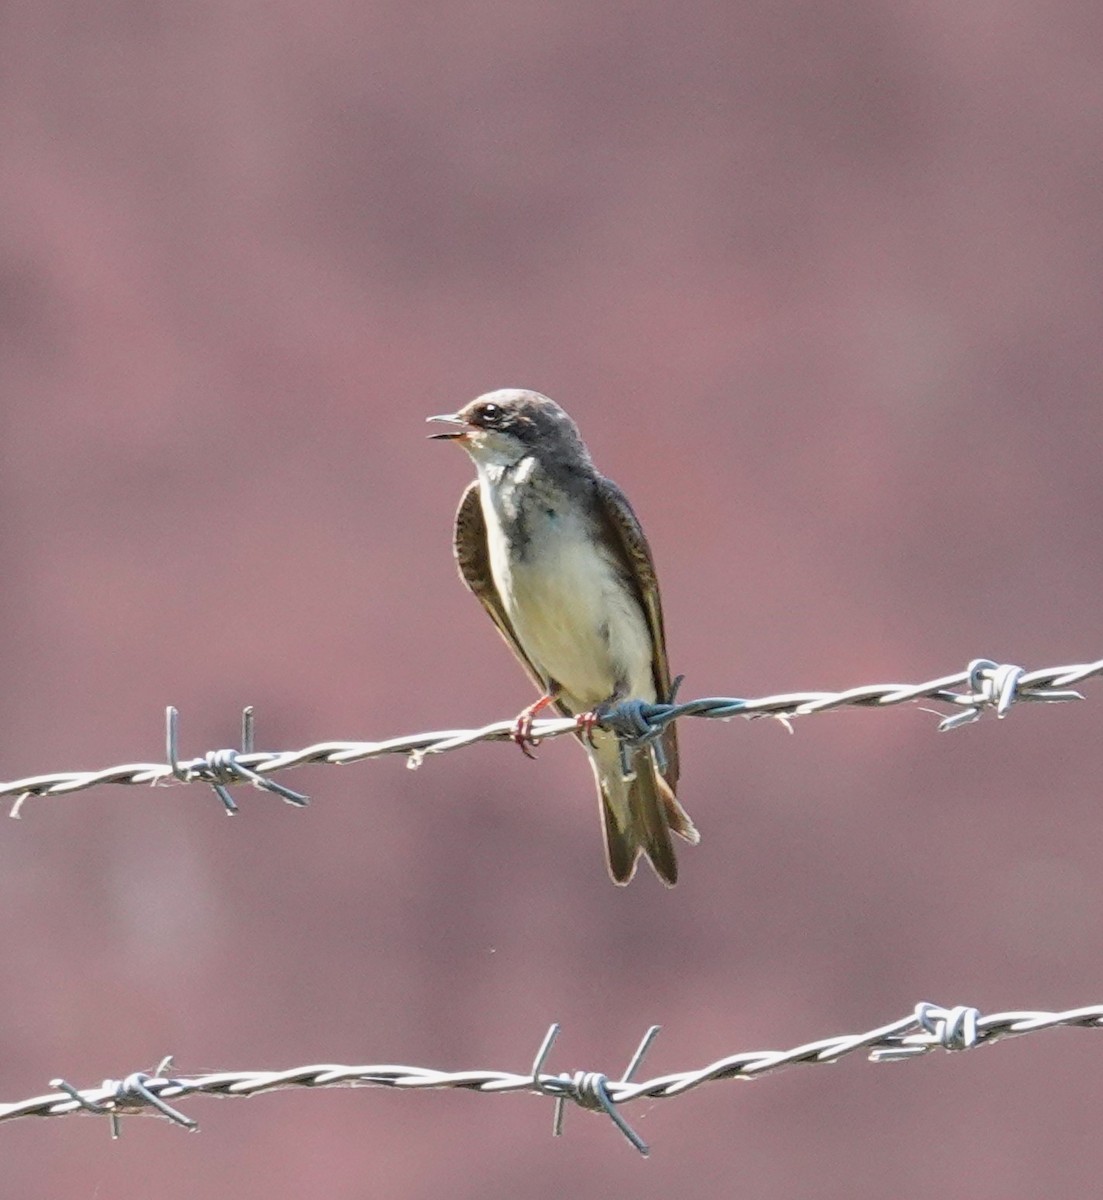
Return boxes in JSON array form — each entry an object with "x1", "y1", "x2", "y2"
[{"x1": 426, "y1": 413, "x2": 469, "y2": 441}]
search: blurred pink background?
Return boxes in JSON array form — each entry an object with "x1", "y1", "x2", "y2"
[{"x1": 3, "y1": 1, "x2": 1103, "y2": 1195}]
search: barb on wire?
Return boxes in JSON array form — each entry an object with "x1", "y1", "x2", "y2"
[
  {"x1": 165, "y1": 706, "x2": 309, "y2": 813},
  {"x1": 531, "y1": 1023, "x2": 661, "y2": 1154},
  {"x1": 4, "y1": 1001, "x2": 1102, "y2": 1150},
  {"x1": 50, "y1": 1056, "x2": 196, "y2": 1138},
  {"x1": 1, "y1": 654, "x2": 1095, "y2": 811}
]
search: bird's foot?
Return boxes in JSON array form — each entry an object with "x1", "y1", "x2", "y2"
[
  {"x1": 511, "y1": 694, "x2": 556, "y2": 759},
  {"x1": 574, "y1": 706, "x2": 608, "y2": 749}
]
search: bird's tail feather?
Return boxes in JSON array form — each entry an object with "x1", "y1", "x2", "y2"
[{"x1": 590, "y1": 733, "x2": 697, "y2": 887}]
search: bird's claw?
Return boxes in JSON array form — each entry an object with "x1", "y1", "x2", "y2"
[
  {"x1": 511, "y1": 711, "x2": 540, "y2": 759},
  {"x1": 511, "y1": 695, "x2": 557, "y2": 759},
  {"x1": 575, "y1": 709, "x2": 602, "y2": 748}
]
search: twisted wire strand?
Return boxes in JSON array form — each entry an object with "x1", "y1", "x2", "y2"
[
  {"x1": 5, "y1": 1001, "x2": 1101, "y2": 1153},
  {"x1": 0, "y1": 655, "x2": 1094, "y2": 811}
]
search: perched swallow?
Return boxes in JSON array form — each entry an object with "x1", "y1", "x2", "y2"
[{"x1": 429, "y1": 388, "x2": 698, "y2": 886}]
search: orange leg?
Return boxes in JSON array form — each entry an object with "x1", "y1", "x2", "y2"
[
  {"x1": 575, "y1": 708, "x2": 603, "y2": 748},
  {"x1": 575, "y1": 690, "x2": 622, "y2": 748},
  {"x1": 512, "y1": 693, "x2": 557, "y2": 759}
]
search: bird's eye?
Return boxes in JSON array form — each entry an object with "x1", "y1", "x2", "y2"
[{"x1": 476, "y1": 402, "x2": 501, "y2": 425}]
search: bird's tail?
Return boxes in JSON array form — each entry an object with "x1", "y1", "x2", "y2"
[{"x1": 588, "y1": 730, "x2": 699, "y2": 887}]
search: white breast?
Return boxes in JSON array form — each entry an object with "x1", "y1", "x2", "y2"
[{"x1": 477, "y1": 468, "x2": 656, "y2": 712}]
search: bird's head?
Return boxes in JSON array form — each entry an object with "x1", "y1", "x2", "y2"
[{"x1": 427, "y1": 389, "x2": 588, "y2": 469}]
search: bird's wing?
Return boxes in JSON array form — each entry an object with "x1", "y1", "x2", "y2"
[
  {"x1": 453, "y1": 481, "x2": 548, "y2": 697},
  {"x1": 592, "y1": 475, "x2": 680, "y2": 791}
]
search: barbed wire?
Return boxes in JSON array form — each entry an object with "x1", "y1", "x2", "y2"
[
  {"x1": 1, "y1": 654, "x2": 1095, "y2": 813},
  {"x1": 5, "y1": 1000, "x2": 1100, "y2": 1153}
]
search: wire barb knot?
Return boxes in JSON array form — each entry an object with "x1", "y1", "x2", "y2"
[
  {"x1": 599, "y1": 676, "x2": 688, "y2": 775},
  {"x1": 531, "y1": 1023, "x2": 659, "y2": 1156},
  {"x1": 870, "y1": 1002, "x2": 984, "y2": 1061},
  {"x1": 598, "y1": 697, "x2": 669, "y2": 741},
  {"x1": 600, "y1": 673, "x2": 688, "y2": 741},
  {"x1": 166, "y1": 706, "x2": 309, "y2": 812},
  {"x1": 109, "y1": 1070, "x2": 198, "y2": 1132},
  {"x1": 542, "y1": 1069, "x2": 622, "y2": 1142},
  {"x1": 50, "y1": 1058, "x2": 197, "y2": 1138},
  {"x1": 939, "y1": 660, "x2": 1025, "y2": 730},
  {"x1": 561, "y1": 1070, "x2": 613, "y2": 1113},
  {"x1": 917, "y1": 1002, "x2": 981, "y2": 1051}
]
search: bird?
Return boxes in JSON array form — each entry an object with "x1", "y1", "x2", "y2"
[{"x1": 428, "y1": 388, "x2": 698, "y2": 886}]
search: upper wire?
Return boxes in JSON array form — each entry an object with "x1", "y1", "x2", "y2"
[{"x1": 0, "y1": 654, "x2": 1092, "y2": 811}]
